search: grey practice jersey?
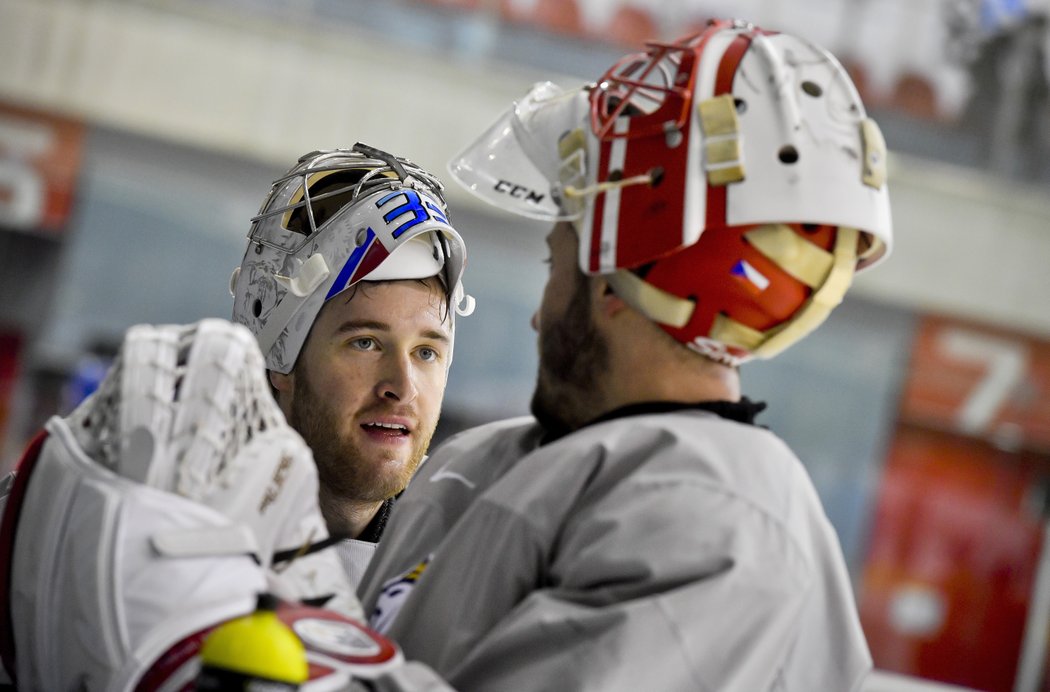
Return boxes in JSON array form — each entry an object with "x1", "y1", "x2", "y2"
[{"x1": 358, "y1": 407, "x2": 872, "y2": 692}]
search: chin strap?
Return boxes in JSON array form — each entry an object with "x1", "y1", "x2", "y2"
[
  {"x1": 747, "y1": 226, "x2": 859, "y2": 359},
  {"x1": 605, "y1": 270, "x2": 694, "y2": 329},
  {"x1": 612, "y1": 224, "x2": 860, "y2": 364}
]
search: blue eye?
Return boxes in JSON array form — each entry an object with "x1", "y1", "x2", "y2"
[{"x1": 350, "y1": 337, "x2": 376, "y2": 350}]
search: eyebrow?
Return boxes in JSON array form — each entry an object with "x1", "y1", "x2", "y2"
[{"x1": 335, "y1": 319, "x2": 451, "y2": 344}]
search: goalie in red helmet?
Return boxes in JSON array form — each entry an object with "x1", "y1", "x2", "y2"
[{"x1": 354, "y1": 18, "x2": 893, "y2": 692}]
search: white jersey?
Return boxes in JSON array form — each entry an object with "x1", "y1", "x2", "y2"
[
  {"x1": 358, "y1": 404, "x2": 872, "y2": 691},
  {"x1": 334, "y1": 538, "x2": 378, "y2": 590}
]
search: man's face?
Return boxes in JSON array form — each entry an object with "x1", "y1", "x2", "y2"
[
  {"x1": 287, "y1": 277, "x2": 451, "y2": 504},
  {"x1": 530, "y1": 222, "x2": 609, "y2": 436}
]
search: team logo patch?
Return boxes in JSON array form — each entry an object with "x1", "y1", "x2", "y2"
[{"x1": 369, "y1": 555, "x2": 432, "y2": 634}]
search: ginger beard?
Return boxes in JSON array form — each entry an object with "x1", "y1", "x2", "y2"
[
  {"x1": 280, "y1": 277, "x2": 451, "y2": 514},
  {"x1": 289, "y1": 346, "x2": 437, "y2": 507}
]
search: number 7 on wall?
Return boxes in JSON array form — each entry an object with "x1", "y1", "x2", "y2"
[{"x1": 935, "y1": 327, "x2": 1029, "y2": 436}]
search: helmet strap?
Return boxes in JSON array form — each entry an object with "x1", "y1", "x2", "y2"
[
  {"x1": 750, "y1": 227, "x2": 858, "y2": 358},
  {"x1": 604, "y1": 270, "x2": 694, "y2": 329}
]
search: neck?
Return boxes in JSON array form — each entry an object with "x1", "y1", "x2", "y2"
[
  {"x1": 605, "y1": 359, "x2": 740, "y2": 412},
  {"x1": 317, "y1": 487, "x2": 384, "y2": 539},
  {"x1": 603, "y1": 314, "x2": 741, "y2": 412}
]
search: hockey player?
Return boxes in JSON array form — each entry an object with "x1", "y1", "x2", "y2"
[
  {"x1": 356, "y1": 19, "x2": 893, "y2": 691},
  {"x1": 0, "y1": 318, "x2": 446, "y2": 690},
  {"x1": 0, "y1": 142, "x2": 474, "y2": 690},
  {"x1": 0, "y1": 19, "x2": 894, "y2": 691},
  {"x1": 230, "y1": 143, "x2": 474, "y2": 586}
]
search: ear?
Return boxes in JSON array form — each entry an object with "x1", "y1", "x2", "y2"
[
  {"x1": 269, "y1": 370, "x2": 294, "y2": 394},
  {"x1": 595, "y1": 276, "x2": 630, "y2": 318}
]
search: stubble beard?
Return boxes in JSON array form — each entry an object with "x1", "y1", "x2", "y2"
[
  {"x1": 530, "y1": 272, "x2": 609, "y2": 438},
  {"x1": 288, "y1": 366, "x2": 434, "y2": 506}
]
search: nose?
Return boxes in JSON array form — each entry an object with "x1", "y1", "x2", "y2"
[
  {"x1": 530, "y1": 310, "x2": 540, "y2": 332},
  {"x1": 375, "y1": 351, "x2": 418, "y2": 403}
]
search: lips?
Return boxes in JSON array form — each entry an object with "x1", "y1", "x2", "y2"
[
  {"x1": 359, "y1": 415, "x2": 413, "y2": 440},
  {"x1": 362, "y1": 421, "x2": 409, "y2": 436}
]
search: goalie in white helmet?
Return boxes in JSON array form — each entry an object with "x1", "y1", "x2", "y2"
[
  {"x1": 0, "y1": 315, "x2": 462, "y2": 691},
  {"x1": 0, "y1": 143, "x2": 474, "y2": 690},
  {"x1": 355, "y1": 19, "x2": 891, "y2": 691},
  {"x1": 231, "y1": 143, "x2": 474, "y2": 587}
]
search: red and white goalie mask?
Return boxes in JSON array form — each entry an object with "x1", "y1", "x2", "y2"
[{"x1": 449, "y1": 19, "x2": 892, "y2": 364}]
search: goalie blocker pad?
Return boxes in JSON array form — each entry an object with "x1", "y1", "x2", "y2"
[{"x1": 0, "y1": 418, "x2": 403, "y2": 691}]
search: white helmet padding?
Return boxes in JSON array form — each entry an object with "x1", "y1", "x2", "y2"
[{"x1": 232, "y1": 143, "x2": 474, "y2": 375}]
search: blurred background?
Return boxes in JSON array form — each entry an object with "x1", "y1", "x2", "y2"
[{"x1": 0, "y1": 0, "x2": 1047, "y2": 689}]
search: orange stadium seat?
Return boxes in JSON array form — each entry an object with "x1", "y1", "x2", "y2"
[
  {"x1": 890, "y1": 72, "x2": 940, "y2": 120},
  {"x1": 501, "y1": 0, "x2": 584, "y2": 36},
  {"x1": 604, "y1": 6, "x2": 661, "y2": 47}
]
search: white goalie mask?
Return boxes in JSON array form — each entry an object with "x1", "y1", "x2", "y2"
[
  {"x1": 232, "y1": 143, "x2": 474, "y2": 375},
  {"x1": 449, "y1": 20, "x2": 892, "y2": 364}
]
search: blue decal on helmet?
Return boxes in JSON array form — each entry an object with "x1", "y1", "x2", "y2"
[
  {"x1": 377, "y1": 190, "x2": 430, "y2": 238},
  {"x1": 325, "y1": 227, "x2": 376, "y2": 300},
  {"x1": 424, "y1": 201, "x2": 449, "y2": 225}
]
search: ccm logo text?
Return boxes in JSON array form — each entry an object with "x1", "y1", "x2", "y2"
[{"x1": 494, "y1": 179, "x2": 545, "y2": 204}]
